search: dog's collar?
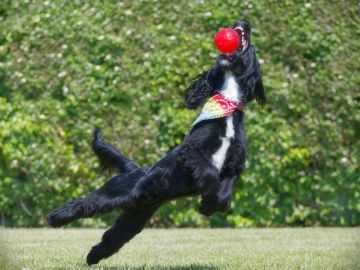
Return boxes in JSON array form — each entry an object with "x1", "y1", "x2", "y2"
[{"x1": 192, "y1": 93, "x2": 245, "y2": 126}]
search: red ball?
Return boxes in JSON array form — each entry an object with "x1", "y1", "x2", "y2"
[{"x1": 214, "y1": 28, "x2": 240, "y2": 54}]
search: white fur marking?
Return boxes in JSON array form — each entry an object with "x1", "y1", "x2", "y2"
[
  {"x1": 212, "y1": 116, "x2": 235, "y2": 170},
  {"x1": 211, "y1": 72, "x2": 239, "y2": 171},
  {"x1": 220, "y1": 72, "x2": 240, "y2": 103}
]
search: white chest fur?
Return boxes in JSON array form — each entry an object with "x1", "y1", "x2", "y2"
[
  {"x1": 211, "y1": 72, "x2": 238, "y2": 171},
  {"x1": 212, "y1": 116, "x2": 235, "y2": 170},
  {"x1": 219, "y1": 72, "x2": 240, "y2": 103}
]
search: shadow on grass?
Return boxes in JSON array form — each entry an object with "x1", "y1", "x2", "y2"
[
  {"x1": 100, "y1": 265, "x2": 218, "y2": 270},
  {"x1": 46, "y1": 263, "x2": 218, "y2": 270}
]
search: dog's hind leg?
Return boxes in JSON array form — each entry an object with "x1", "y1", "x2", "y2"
[
  {"x1": 92, "y1": 128, "x2": 139, "y2": 173},
  {"x1": 86, "y1": 205, "x2": 159, "y2": 265},
  {"x1": 47, "y1": 168, "x2": 150, "y2": 227}
]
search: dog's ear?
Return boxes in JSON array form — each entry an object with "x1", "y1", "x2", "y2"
[
  {"x1": 186, "y1": 69, "x2": 216, "y2": 109},
  {"x1": 254, "y1": 78, "x2": 266, "y2": 107}
]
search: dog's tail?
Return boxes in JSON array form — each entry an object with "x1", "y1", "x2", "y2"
[{"x1": 92, "y1": 128, "x2": 139, "y2": 174}]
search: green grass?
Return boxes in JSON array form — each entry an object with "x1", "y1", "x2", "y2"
[{"x1": 1, "y1": 228, "x2": 359, "y2": 270}]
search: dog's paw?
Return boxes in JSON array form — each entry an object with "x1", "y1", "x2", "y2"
[
  {"x1": 87, "y1": 253, "x2": 100, "y2": 265},
  {"x1": 199, "y1": 198, "x2": 217, "y2": 216},
  {"x1": 47, "y1": 209, "x2": 70, "y2": 228},
  {"x1": 86, "y1": 244, "x2": 103, "y2": 265},
  {"x1": 199, "y1": 205, "x2": 214, "y2": 216},
  {"x1": 199, "y1": 196, "x2": 230, "y2": 216},
  {"x1": 47, "y1": 199, "x2": 84, "y2": 227}
]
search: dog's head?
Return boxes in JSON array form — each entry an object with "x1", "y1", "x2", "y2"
[
  {"x1": 217, "y1": 20, "x2": 251, "y2": 68},
  {"x1": 186, "y1": 20, "x2": 265, "y2": 109}
]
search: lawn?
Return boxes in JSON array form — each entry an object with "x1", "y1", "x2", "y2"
[{"x1": 1, "y1": 228, "x2": 359, "y2": 270}]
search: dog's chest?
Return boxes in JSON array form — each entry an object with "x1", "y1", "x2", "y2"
[
  {"x1": 219, "y1": 72, "x2": 241, "y2": 103},
  {"x1": 211, "y1": 72, "x2": 238, "y2": 171},
  {"x1": 211, "y1": 116, "x2": 235, "y2": 171}
]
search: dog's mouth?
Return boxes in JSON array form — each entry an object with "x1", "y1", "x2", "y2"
[
  {"x1": 219, "y1": 24, "x2": 250, "y2": 64},
  {"x1": 234, "y1": 25, "x2": 248, "y2": 54}
]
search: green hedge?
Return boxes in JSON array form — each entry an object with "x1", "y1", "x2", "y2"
[{"x1": 0, "y1": 0, "x2": 359, "y2": 227}]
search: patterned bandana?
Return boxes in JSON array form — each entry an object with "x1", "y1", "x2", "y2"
[{"x1": 192, "y1": 93, "x2": 245, "y2": 126}]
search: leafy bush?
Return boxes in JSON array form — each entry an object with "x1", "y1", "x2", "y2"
[{"x1": 0, "y1": 0, "x2": 359, "y2": 227}]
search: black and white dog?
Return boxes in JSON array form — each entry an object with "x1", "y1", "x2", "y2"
[{"x1": 47, "y1": 20, "x2": 265, "y2": 265}]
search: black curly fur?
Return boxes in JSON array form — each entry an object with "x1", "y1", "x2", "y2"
[
  {"x1": 47, "y1": 20, "x2": 265, "y2": 265},
  {"x1": 92, "y1": 128, "x2": 139, "y2": 173},
  {"x1": 86, "y1": 205, "x2": 159, "y2": 265}
]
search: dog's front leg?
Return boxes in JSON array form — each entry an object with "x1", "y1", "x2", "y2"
[
  {"x1": 177, "y1": 148, "x2": 221, "y2": 197},
  {"x1": 199, "y1": 175, "x2": 238, "y2": 216},
  {"x1": 193, "y1": 164, "x2": 221, "y2": 197}
]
